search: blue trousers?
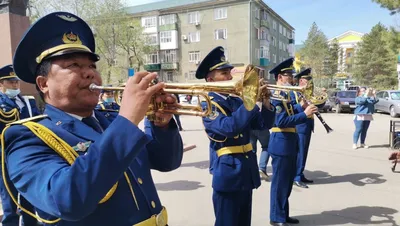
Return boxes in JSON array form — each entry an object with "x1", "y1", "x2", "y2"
[
  {"x1": 250, "y1": 130, "x2": 270, "y2": 171},
  {"x1": 0, "y1": 171, "x2": 38, "y2": 226},
  {"x1": 270, "y1": 153, "x2": 297, "y2": 223},
  {"x1": 353, "y1": 120, "x2": 371, "y2": 144},
  {"x1": 294, "y1": 132, "x2": 312, "y2": 182},
  {"x1": 213, "y1": 190, "x2": 253, "y2": 226}
]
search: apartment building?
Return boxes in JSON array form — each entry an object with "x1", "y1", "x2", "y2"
[{"x1": 126, "y1": 0, "x2": 295, "y2": 83}]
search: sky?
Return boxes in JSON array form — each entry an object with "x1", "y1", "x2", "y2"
[{"x1": 125, "y1": 0, "x2": 398, "y2": 43}]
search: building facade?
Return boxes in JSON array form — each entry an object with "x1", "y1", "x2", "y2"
[
  {"x1": 126, "y1": 0, "x2": 295, "y2": 83},
  {"x1": 328, "y1": 30, "x2": 364, "y2": 89}
]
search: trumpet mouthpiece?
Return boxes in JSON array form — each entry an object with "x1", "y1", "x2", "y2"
[{"x1": 89, "y1": 83, "x2": 100, "y2": 91}]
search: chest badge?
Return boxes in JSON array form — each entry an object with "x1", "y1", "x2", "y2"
[{"x1": 72, "y1": 141, "x2": 91, "y2": 152}]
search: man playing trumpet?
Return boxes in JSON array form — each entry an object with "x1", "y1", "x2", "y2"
[
  {"x1": 268, "y1": 58, "x2": 318, "y2": 226},
  {"x1": 290, "y1": 68, "x2": 325, "y2": 188},
  {"x1": 2, "y1": 11, "x2": 183, "y2": 226},
  {"x1": 196, "y1": 46, "x2": 276, "y2": 226}
]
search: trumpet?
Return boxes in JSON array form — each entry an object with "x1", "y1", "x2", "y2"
[{"x1": 89, "y1": 66, "x2": 260, "y2": 121}]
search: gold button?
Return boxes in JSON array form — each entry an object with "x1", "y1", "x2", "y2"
[
  {"x1": 151, "y1": 201, "x2": 156, "y2": 208},
  {"x1": 245, "y1": 155, "x2": 249, "y2": 159},
  {"x1": 240, "y1": 134, "x2": 243, "y2": 137},
  {"x1": 138, "y1": 178, "x2": 143, "y2": 184}
]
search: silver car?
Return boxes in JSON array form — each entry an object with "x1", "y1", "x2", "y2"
[{"x1": 375, "y1": 90, "x2": 400, "y2": 117}]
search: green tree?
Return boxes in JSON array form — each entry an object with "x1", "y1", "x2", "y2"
[
  {"x1": 324, "y1": 38, "x2": 340, "y2": 87},
  {"x1": 352, "y1": 23, "x2": 397, "y2": 89},
  {"x1": 300, "y1": 22, "x2": 330, "y2": 87},
  {"x1": 27, "y1": 0, "x2": 151, "y2": 84},
  {"x1": 372, "y1": 0, "x2": 400, "y2": 15}
]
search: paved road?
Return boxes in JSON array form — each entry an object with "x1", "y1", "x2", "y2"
[
  {"x1": 150, "y1": 112, "x2": 400, "y2": 226},
  {"x1": 1, "y1": 112, "x2": 400, "y2": 226}
]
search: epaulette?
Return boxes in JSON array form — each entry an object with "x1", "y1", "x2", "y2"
[
  {"x1": 200, "y1": 96, "x2": 213, "y2": 102},
  {"x1": 96, "y1": 109, "x2": 119, "y2": 112},
  {"x1": 8, "y1": 114, "x2": 48, "y2": 125}
]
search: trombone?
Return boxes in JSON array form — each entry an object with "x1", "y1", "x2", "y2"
[{"x1": 89, "y1": 65, "x2": 306, "y2": 121}]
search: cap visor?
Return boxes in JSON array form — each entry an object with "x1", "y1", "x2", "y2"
[
  {"x1": 215, "y1": 64, "x2": 234, "y2": 70},
  {"x1": 47, "y1": 48, "x2": 100, "y2": 61}
]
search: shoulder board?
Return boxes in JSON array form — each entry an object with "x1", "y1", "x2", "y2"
[
  {"x1": 97, "y1": 109, "x2": 119, "y2": 112},
  {"x1": 200, "y1": 96, "x2": 213, "y2": 102},
  {"x1": 97, "y1": 101, "x2": 103, "y2": 105},
  {"x1": 8, "y1": 114, "x2": 48, "y2": 125}
]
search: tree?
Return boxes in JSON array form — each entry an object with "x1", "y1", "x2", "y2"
[
  {"x1": 27, "y1": 0, "x2": 151, "y2": 85},
  {"x1": 352, "y1": 23, "x2": 397, "y2": 89},
  {"x1": 299, "y1": 22, "x2": 330, "y2": 87},
  {"x1": 324, "y1": 38, "x2": 340, "y2": 87},
  {"x1": 372, "y1": 0, "x2": 400, "y2": 15}
]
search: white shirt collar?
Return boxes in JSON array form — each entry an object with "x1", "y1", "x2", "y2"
[
  {"x1": 214, "y1": 92, "x2": 229, "y2": 100},
  {"x1": 66, "y1": 111, "x2": 97, "y2": 121}
]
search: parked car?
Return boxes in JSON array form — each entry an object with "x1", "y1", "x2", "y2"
[
  {"x1": 329, "y1": 90, "x2": 357, "y2": 113},
  {"x1": 375, "y1": 90, "x2": 400, "y2": 117}
]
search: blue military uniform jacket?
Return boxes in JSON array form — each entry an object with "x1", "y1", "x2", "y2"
[
  {"x1": 201, "y1": 92, "x2": 275, "y2": 192},
  {"x1": 95, "y1": 101, "x2": 119, "y2": 121},
  {"x1": 269, "y1": 91, "x2": 308, "y2": 156},
  {"x1": 0, "y1": 93, "x2": 41, "y2": 131},
  {"x1": 2, "y1": 104, "x2": 183, "y2": 226},
  {"x1": 289, "y1": 91, "x2": 325, "y2": 134}
]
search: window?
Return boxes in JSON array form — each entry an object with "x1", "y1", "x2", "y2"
[
  {"x1": 391, "y1": 92, "x2": 400, "y2": 100},
  {"x1": 189, "y1": 31, "x2": 200, "y2": 42},
  {"x1": 142, "y1": 17, "x2": 157, "y2": 28},
  {"x1": 146, "y1": 52, "x2": 159, "y2": 64},
  {"x1": 272, "y1": 37, "x2": 276, "y2": 46},
  {"x1": 260, "y1": 46, "x2": 269, "y2": 58},
  {"x1": 188, "y1": 11, "x2": 200, "y2": 24},
  {"x1": 215, "y1": 29, "x2": 227, "y2": 40},
  {"x1": 187, "y1": 71, "x2": 196, "y2": 80},
  {"x1": 160, "y1": 31, "x2": 172, "y2": 43},
  {"x1": 159, "y1": 14, "x2": 176, "y2": 25},
  {"x1": 273, "y1": 54, "x2": 276, "y2": 63},
  {"x1": 260, "y1": 28, "x2": 267, "y2": 40},
  {"x1": 165, "y1": 71, "x2": 174, "y2": 82},
  {"x1": 214, "y1": 7, "x2": 227, "y2": 20},
  {"x1": 189, "y1": 51, "x2": 201, "y2": 63},
  {"x1": 279, "y1": 24, "x2": 282, "y2": 34},
  {"x1": 254, "y1": 7, "x2": 260, "y2": 19},
  {"x1": 283, "y1": 27, "x2": 286, "y2": 37},
  {"x1": 261, "y1": 10, "x2": 268, "y2": 20},
  {"x1": 273, "y1": 20, "x2": 277, "y2": 30},
  {"x1": 255, "y1": 27, "x2": 260, "y2": 40},
  {"x1": 145, "y1": 34, "x2": 158, "y2": 45},
  {"x1": 161, "y1": 50, "x2": 177, "y2": 63}
]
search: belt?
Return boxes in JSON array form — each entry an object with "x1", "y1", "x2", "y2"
[
  {"x1": 271, "y1": 127, "x2": 296, "y2": 133},
  {"x1": 216, "y1": 143, "x2": 253, "y2": 157},
  {"x1": 134, "y1": 207, "x2": 168, "y2": 226}
]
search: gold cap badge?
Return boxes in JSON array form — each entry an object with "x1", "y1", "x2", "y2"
[{"x1": 62, "y1": 32, "x2": 82, "y2": 44}]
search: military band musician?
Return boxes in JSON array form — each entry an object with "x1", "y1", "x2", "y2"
[
  {"x1": 2, "y1": 11, "x2": 183, "y2": 226},
  {"x1": 196, "y1": 46, "x2": 276, "y2": 226},
  {"x1": 267, "y1": 58, "x2": 319, "y2": 226}
]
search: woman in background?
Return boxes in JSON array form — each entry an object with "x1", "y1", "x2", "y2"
[{"x1": 353, "y1": 87, "x2": 379, "y2": 149}]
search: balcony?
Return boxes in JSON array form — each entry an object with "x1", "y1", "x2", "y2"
[
  {"x1": 159, "y1": 23, "x2": 177, "y2": 31},
  {"x1": 144, "y1": 64, "x2": 161, "y2": 71},
  {"x1": 261, "y1": 20, "x2": 269, "y2": 28},
  {"x1": 260, "y1": 58, "x2": 270, "y2": 66},
  {"x1": 161, "y1": 63, "x2": 179, "y2": 70}
]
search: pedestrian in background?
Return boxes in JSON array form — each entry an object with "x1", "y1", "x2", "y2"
[{"x1": 353, "y1": 87, "x2": 378, "y2": 149}]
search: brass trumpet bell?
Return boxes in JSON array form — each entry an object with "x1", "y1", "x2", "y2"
[{"x1": 89, "y1": 67, "x2": 261, "y2": 120}]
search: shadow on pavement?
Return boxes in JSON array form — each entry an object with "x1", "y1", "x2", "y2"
[
  {"x1": 180, "y1": 160, "x2": 210, "y2": 170},
  {"x1": 155, "y1": 180, "x2": 205, "y2": 191},
  {"x1": 296, "y1": 206, "x2": 399, "y2": 226},
  {"x1": 304, "y1": 170, "x2": 386, "y2": 186}
]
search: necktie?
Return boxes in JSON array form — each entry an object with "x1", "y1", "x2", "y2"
[{"x1": 82, "y1": 116, "x2": 103, "y2": 133}]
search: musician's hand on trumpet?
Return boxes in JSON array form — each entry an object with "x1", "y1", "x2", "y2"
[
  {"x1": 258, "y1": 79, "x2": 273, "y2": 110},
  {"x1": 119, "y1": 71, "x2": 167, "y2": 126},
  {"x1": 152, "y1": 93, "x2": 178, "y2": 128}
]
